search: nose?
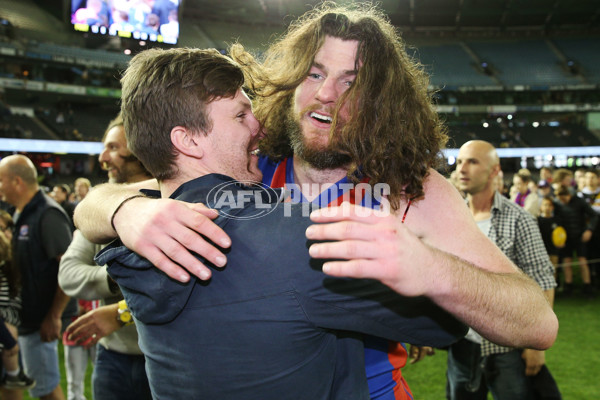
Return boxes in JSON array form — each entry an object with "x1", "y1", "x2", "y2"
[
  {"x1": 98, "y1": 148, "x2": 109, "y2": 164},
  {"x1": 315, "y1": 77, "x2": 339, "y2": 104},
  {"x1": 248, "y1": 112, "x2": 261, "y2": 138}
]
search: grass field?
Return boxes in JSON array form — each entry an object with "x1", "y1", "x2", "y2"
[
  {"x1": 404, "y1": 293, "x2": 600, "y2": 399},
  {"x1": 22, "y1": 291, "x2": 599, "y2": 400}
]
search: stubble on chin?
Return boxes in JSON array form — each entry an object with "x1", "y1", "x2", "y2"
[{"x1": 285, "y1": 109, "x2": 350, "y2": 170}]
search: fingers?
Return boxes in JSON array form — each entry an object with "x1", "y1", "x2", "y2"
[
  {"x1": 306, "y1": 221, "x2": 389, "y2": 242},
  {"x1": 319, "y1": 260, "x2": 382, "y2": 280},
  {"x1": 309, "y1": 202, "x2": 388, "y2": 224},
  {"x1": 409, "y1": 346, "x2": 435, "y2": 364},
  {"x1": 186, "y1": 203, "x2": 232, "y2": 249},
  {"x1": 309, "y1": 239, "x2": 385, "y2": 260},
  {"x1": 66, "y1": 320, "x2": 88, "y2": 342},
  {"x1": 140, "y1": 235, "x2": 214, "y2": 282},
  {"x1": 68, "y1": 324, "x2": 97, "y2": 346},
  {"x1": 121, "y1": 199, "x2": 233, "y2": 282},
  {"x1": 525, "y1": 364, "x2": 542, "y2": 376}
]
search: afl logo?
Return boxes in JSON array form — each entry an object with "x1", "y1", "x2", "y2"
[{"x1": 206, "y1": 180, "x2": 281, "y2": 220}]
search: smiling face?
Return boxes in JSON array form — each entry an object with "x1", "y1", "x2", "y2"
[
  {"x1": 99, "y1": 125, "x2": 145, "y2": 184},
  {"x1": 288, "y1": 36, "x2": 358, "y2": 169},
  {"x1": 201, "y1": 89, "x2": 263, "y2": 183}
]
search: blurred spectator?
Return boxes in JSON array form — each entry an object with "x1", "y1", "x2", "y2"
[
  {"x1": 152, "y1": 0, "x2": 177, "y2": 25},
  {"x1": 552, "y1": 169, "x2": 574, "y2": 194},
  {"x1": 575, "y1": 168, "x2": 587, "y2": 193},
  {"x1": 0, "y1": 155, "x2": 77, "y2": 400},
  {"x1": 71, "y1": 0, "x2": 109, "y2": 27},
  {"x1": 578, "y1": 170, "x2": 600, "y2": 288},
  {"x1": 159, "y1": 9, "x2": 178, "y2": 44},
  {"x1": 0, "y1": 211, "x2": 36, "y2": 396},
  {"x1": 59, "y1": 113, "x2": 153, "y2": 400},
  {"x1": 538, "y1": 179, "x2": 553, "y2": 201},
  {"x1": 538, "y1": 196, "x2": 564, "y2": 281},
  {"x1": 540, "y1": 168, "x2": 554, "y2": 185},
  {"x1": 129, "y1": 0, "x2": 153, "y2": 29},
  {"x1": 51, "y1": 184, "x2": 76, "y2": 226},
  {"x1": 495, "y1": 170, "x2": 509, "y2": 198},
  {"x1": 554, "y1": 185, "x2": 598, "y2": 297},
  {"x1": 73, "y1": 178, "x2": 91, "y2": 205},
  {"x1": 143, "y1": 13, "x2": 160, "y2": 35},
  {"x1": 511, "y1": 171, "x2": 540, "y2": 217}
]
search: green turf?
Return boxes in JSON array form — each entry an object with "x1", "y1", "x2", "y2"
[{"x1": 404, "y1": 293, "x2": 600, "y2": 399}]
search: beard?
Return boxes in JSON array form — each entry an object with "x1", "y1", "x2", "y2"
[
  {"x1": 285, "y1": 108, "x2": 351, "y2": 170},
  {"x1": 106, "y1": 155, "x2": 147, "y2": 184}
]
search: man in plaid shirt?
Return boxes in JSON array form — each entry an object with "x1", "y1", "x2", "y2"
[{"x1": 449, "y1": 140, "x2": 557, "y2": 400}]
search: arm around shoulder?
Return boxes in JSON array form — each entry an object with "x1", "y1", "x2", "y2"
[
  {"x1": 307, "y1": 170, "x2": 558, "y2": 350},
  {"x1": 406, "y1": 171, "x2": 558, "y2": 349},
  {"x1": 74, "y1": 179, "x2": 158, "y2": 244}
]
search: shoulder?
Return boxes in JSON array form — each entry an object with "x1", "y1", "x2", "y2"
[
  {"x1": 401, "y1": 169, "x2": 471, "y2": 237},
  {"x1": 41, "y1": 206, "x2": 71, "y2": 226},
  {"x1": 413, "y1": 169, "x2": 464, "y2": 209},
  {"x1": 496, "y1": 195, "x2": 535, "y2": 222}
]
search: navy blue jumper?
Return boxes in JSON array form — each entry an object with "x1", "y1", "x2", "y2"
[{"x1": 97, "y1": 174, "x2": 466, "y2": 400}]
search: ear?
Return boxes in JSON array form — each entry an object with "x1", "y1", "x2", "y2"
[
  {"x1": 170, "y1": 126, "x2": 204, "y2": 159},
  {"x1": 490, "y1": 164, "x2": 501, "y2": 179}
]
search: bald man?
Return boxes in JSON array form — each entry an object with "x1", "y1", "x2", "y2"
[
  {"x1": 0, "y1": 155, "x2": 75, "y2": 400},
  {"x1": 449, "y1": 141, "x2": 557, "y2": 400}
]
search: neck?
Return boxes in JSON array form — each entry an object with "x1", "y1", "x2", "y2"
[
  {"x1": 292, "y1": 156, "x2": 348, "y2": 202},
  {"x1": 158, "y1": 158, "x2": 215, "y2": 198},
  {"x1": 16, "y1": 188, "x2": 38, "y2": 213},
  {"x1": 128, "y1": 173, "x2": 153, "y2": 185},
  {"x1": 467, "y1": 189, "x2": 495, "y2": 221}
]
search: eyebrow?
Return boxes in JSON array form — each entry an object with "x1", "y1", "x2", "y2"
[
  {"x1": 313, "y1": 62, "x2": 358, "y2": 76},
  {"x1": 237, "y1": 100, "x2": 252, "y2": 110}
]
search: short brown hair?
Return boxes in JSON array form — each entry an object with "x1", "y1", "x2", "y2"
[
  {"x1": 120, "y1": 48, "x2": 244, "y2": 180},
  {"x1": 555, "y1": 185, "x2": 571, "y2": 197},
  {"x1": 553, "y1": 168, "x2": 573, "y2": 184},
  {"x1": 515, "y1": 172, "x2": 531, "y2": 184}
]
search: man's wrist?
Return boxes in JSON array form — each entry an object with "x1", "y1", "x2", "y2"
[
  {"x1": 116, "y1": 299, "x2": 134, "y2": 327},
  {"x1": 110, "y1": 194, "x2": 147, "y2": 233}
]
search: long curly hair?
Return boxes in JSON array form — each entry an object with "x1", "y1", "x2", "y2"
[{"x1": 231, "y1": 2, "x2": 448, "y2": 209}]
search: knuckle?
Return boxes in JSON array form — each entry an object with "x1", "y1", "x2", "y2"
[
  {"x1": 342, "y1": 222, "x2": 355, "y2": 237},
  {"x1": 345, "y1": 242, "x2": 359, "y2": 258}
]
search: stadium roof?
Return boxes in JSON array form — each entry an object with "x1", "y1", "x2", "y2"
[{"x1": 179, "y1": 0, "x2": 600, "y2": 37}]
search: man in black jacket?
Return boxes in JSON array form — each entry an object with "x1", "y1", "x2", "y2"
[
  {"x1": 554, "y1": 185, "x2": 598, "y2": 296},
  {"x1": 0, "y1": 154, "x2": 76, "y2": 400}
]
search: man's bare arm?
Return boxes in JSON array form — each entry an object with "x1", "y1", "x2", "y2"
[
  {"x1": 73, "y1": 180, "x2": 231, "y2": 281},
  {"x1": 40, "y1": 284, "x2": 71, "y2": 342},
  {"x1": 306, "y1": 171, "x2": 558, "y2": 351},
  {"x1": 74, "y1": 179, "x2": 158, "y2": 243}
]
